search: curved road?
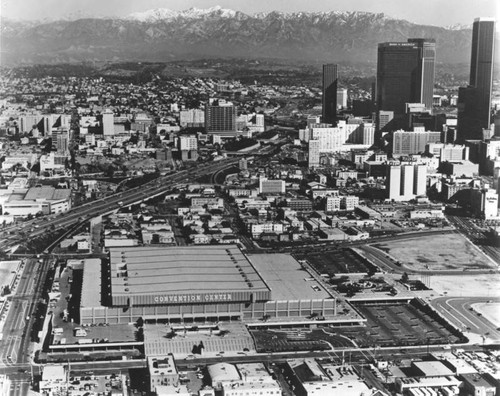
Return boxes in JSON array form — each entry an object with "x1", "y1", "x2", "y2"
[{"x1": 430, "y1": 297, "x2": 500, "y2": 340}]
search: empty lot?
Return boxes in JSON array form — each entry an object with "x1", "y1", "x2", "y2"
[{"x1": 371, "y1": 234, "x2": 495, "y2": 272}]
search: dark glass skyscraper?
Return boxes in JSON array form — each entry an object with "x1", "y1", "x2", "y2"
[
  {"x1": 458, "y1": 18, "x2": 496, "y2": 142},
  {"x1": 376, "y1": 39, "x2": 436, "y2": 116},
  {"x1": 322, "y1": 64, "x2": 338, "y2": 124},
  {"x1": 469, "y1": 18, "x2": 495, "y2": 129},
  {"x1": 408, "y1": 38, "x2": 436, "y2": 111}
]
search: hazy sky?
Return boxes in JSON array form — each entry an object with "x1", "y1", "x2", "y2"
[{"x1": 1, "y1": 0, "x2": 498, "y2": 26}]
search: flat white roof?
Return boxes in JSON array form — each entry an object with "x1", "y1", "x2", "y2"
[{"x1": 249, "y1": 254, "x2": 330, "y2": 301}]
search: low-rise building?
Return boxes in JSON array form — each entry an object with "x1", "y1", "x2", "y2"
[
  {"x1": 1, "y1": 186, "x2": 71, "y2": 217},
  {"x1": 149, "y1": 356, "x2": 179, "y2": 393},
  {"x1": 461, "y1": 374, "x2": 496, "y2": 396},
  {"x1": 285, "y1": 359, "x2": 372, "y2": 396},
  {"x1": 251, "y1": 223, "x2": 284, "y2": 238}
]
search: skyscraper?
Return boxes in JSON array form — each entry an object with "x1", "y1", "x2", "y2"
[
  {"x1": 457, "y1": 86, "x2": 483, "y2": 141},
  {"x1": 408, "y1": 38, "x2": 436, "y2": 111},
  {"x1": 205, "y1": 99, "x2": 236, "y2": 136},
  {"x1": 322, "y1": 64, "x2": 338, "y2": 124},
  {"x1": 458, "y1": 18, "x2": 496, "y2": 142},
  {"x1": 376, "y1": 39, "x2": 436, "y2": 116},
  {"x1": 471, "y1": 18, "x2": 495, "y2": 128}
]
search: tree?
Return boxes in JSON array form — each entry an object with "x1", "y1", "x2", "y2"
[
  {"x1": 1, "y1": 285, "x2": 11, "y2": 296},
  {"x1": 136, "y1": 327, "x2": 144, "y2": 341},
  {"x1": 105, "y1": 165, "x2": 115, "y2": 178},
  {"x1": 401, "y1": 272, "x2": 409, "y2": 284}
]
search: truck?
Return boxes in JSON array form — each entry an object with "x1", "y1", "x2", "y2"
[
  {"x1": 77, "y1": 338, "x2": 93, "y2": 344},
  {"x1": 74, "y1": 328, "x2": 88, "y2": 337}
]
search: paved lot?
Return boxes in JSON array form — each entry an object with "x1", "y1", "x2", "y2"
[
  {"x1": 296, "y1": 248, "x2": 376, "y2": 276},
  {"x1": 429, "y1": 274, "x2": 500, "y2": 298},
  {"x1": 342, "y1": 302, "x2": 461, "y2": 347}
]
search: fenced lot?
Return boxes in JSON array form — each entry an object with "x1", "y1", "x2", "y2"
[{"x1": 295, "y1": 248, "x2": 377, "y2": 276}]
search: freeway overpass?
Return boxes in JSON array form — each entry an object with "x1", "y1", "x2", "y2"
[{"x1": 0, "y1": 158, "x2": 240, "y2": 253}]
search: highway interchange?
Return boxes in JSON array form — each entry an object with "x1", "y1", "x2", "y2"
[{"x1": 0, "y1": 156, "x2": 499, "y2": 395}]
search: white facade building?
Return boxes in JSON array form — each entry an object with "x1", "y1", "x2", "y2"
[
  {"x1": 386, "y1": 164, "x2": 427, "y2": 201},
  {"x1": 179, "y1": 136, "x2": 198, "y2": 151}
]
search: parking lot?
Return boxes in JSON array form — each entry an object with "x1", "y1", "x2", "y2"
[
  {"x1": 251, "y1": 329, "x2": 332, "y2": 353},
  {"x1": 340, "y1": 301, "x2": 463, "y2": 348},
  {"x1": 296, "y1": 248, "x2": 377, "y2": 276}
]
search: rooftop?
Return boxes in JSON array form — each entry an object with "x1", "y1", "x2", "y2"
[
  {"x1": 80, "y1": 259, "x2": 102, "y2": 308},
  {"x1": 412, "y1": 361, "x2": 455, "y2": 377},
  {"x1": 109, "y1": 245, "x2": 269, "y2": 300},
  {"x1": 461, "y1": 373, "x2": 496, "y2": 388},
  {"x1": 149, "y1": 356, "x2": 177, "y2": 377},
  {"x1": 248, "y1": 253, "x2": 330, "y2": 301},
  {"x1": 236, "y1": 363, "x2": 272, "y2": 381},
  {"x1": 23, "y1": 186, "x2": 71, "y2": 201}
]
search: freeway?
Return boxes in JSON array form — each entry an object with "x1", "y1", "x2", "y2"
[{"x1": 0, "y1": 159, "x2": 240, "y2": 252}]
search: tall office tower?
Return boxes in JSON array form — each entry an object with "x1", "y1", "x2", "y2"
[
  {"x1": 205, "y1": 99, "x2": 236, "y2": 136},
  {"x1": 457, "y1": 86, "x2": 483, "y2": 140},
  {"x1": 308, "y1": 140, "x2": 321, "y2": 168},
  {"x1": 102, "y1": 109, "x2": 114, "y2": 136},
  {"x1": 458, "y1": 18, "x2": 496, "y2": 141},
  {"x1": 376, "y1": 39, "x2": 436, "y2": 116},
  {"x1": 408, "y1": 39, "x2": 436, "y2": 110},
  {"x1": 386, "y1": 164, "x2": 427, "y2": 201},
  {"x1": 322, "y1": 64, "x2": 338, "y2": 124},
  {"x1": 470, "y1": 18, "x2": 495, "y2": 129}
]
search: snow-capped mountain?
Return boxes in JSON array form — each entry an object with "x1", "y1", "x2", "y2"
[
  {"x1": 127, "y1": 6, "x2": 239, "y2": 22},
  {"x1": 1, "y1": 7, "x2": 482, "y2": 66}
]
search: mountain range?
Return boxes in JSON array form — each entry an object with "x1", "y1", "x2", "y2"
[{"x1": 0, "y1": 6, "x2": 490, "y2": 66}]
